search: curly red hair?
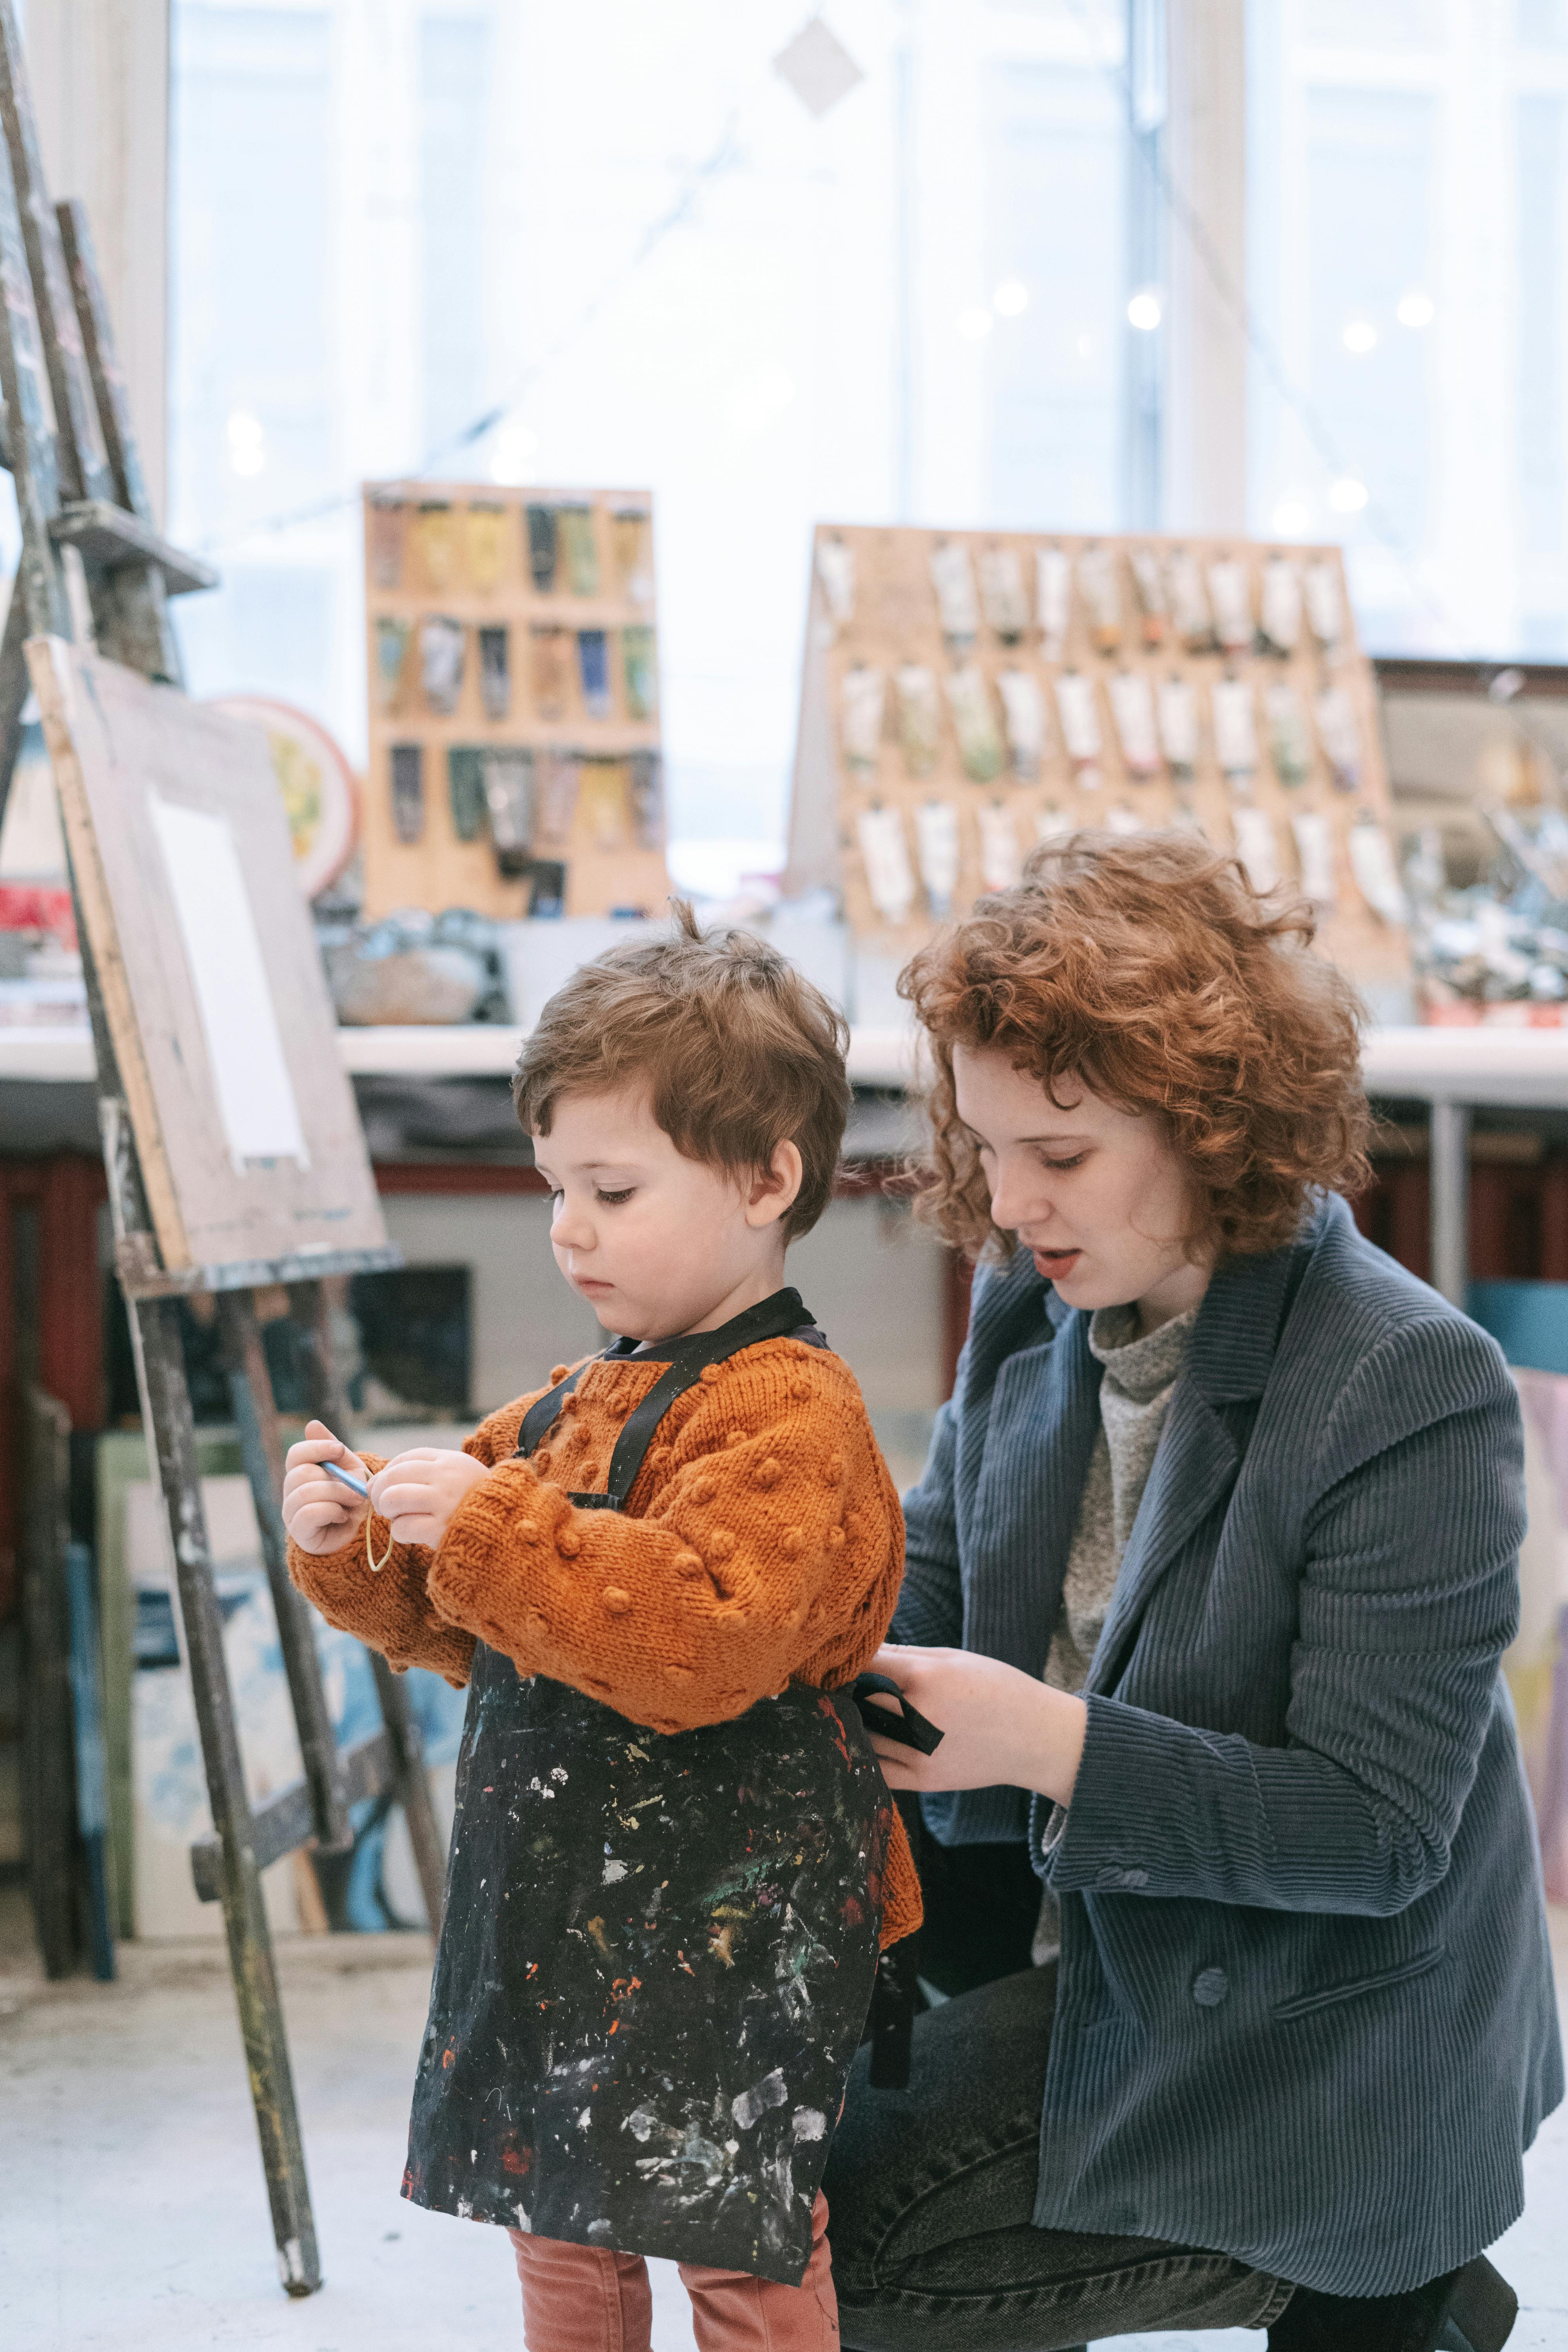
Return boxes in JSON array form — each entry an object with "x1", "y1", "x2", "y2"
[{"x1": 898, "y1": 829, "x2": 1371, "y2": 1262}]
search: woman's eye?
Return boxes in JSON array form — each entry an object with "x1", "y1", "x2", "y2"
[
  {"x1": 596, "y1": 1187, "x2": 635, "y2": 1206},
  {"x1": 1039, "y1": 1154, "x2": 1086, "y2": 1172}
]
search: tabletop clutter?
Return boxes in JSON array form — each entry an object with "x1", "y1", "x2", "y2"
[{"x1": 5, "y1": 493, "x2": 1568, "y2": 1030}]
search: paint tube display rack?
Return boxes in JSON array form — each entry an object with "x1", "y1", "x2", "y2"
[
  {"x1": 788, "y1": 522, "x2": 1411, "y2": 997},
  {"x1": 361, "y1": 480, "x2": 670, "y2": 925}
]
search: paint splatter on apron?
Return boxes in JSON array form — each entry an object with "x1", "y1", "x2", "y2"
[{"x1": 401, "y1": 1290, "x2": 895, "y2": 2284}]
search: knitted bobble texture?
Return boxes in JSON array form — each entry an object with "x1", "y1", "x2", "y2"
[{"x1": 287, "y1": 1343, "x2": 920, "y2": 1945}]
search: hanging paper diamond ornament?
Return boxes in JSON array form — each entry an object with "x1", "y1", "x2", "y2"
[{"x1": 774, "y1": 16, "x2": 866, "y2": 119}]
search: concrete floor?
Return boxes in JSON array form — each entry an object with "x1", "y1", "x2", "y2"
[{"x1": 4, "y1": 1893, "x2": 1566, "y2": 2352}]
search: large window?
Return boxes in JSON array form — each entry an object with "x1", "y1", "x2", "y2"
[
  {"x1": 168, "y1": 0, "x2": 1151, "y2": 889},
  {"x1": 1248, "y1": 0, "x2": 1568, "y2": 656}
]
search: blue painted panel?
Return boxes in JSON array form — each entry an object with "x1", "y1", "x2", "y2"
[{"x1": 1468, "y1": 1279, "x2": 1568, "y2": 1374}]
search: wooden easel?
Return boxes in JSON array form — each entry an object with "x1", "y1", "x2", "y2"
[{"x1": 0, "y1": 4, "x2": 444, "y2": 2297}]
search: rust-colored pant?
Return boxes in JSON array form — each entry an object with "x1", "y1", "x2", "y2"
[{"x1": 507, "y1": 2191, "x2": 838, "y2": 2351}]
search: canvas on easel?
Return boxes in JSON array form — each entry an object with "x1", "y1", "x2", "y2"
[{"x1": 29, "y1": 637, "x2": 393, "y2": 1284}]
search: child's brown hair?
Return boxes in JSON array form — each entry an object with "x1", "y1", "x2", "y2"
[{"x1": 513, "y1": 903, "x2": 850, "y2": 1240}]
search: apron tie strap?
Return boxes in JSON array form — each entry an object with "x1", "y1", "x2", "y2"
[{"x1": 851, "y1": 1671, "x2": 945, "y2": 1756}]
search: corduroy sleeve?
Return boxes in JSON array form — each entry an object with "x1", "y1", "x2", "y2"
[
  {"x1": 1042, "y1": 1319, "x2": 1525, "y2": 1916},
  {"x1": 893, "y1": 1399, "x2": 966, "y2": 1649},
  {"x1": 426, "y1": 1348, "x2": 905, "y2": 1734},
  {"x1": 285, "y1": 1392, "x2": 546, "y2": 1686}
]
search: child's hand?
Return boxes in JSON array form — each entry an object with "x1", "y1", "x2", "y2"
[
  {"x1": 369, "y1": 1448, "x2": 492, "y2": 1550},
  {"x1": 282, "y1": 1421, "x2": 373, "y2": 1555}
]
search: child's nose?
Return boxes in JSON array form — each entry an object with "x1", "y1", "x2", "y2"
[{"x1": 551, "y1": 1198, "x2": 595, "y2": 1250}]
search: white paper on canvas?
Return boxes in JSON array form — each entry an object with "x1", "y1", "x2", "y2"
[{"x1": 150, "y1": 791, "x2": 310, "y2": 1171}]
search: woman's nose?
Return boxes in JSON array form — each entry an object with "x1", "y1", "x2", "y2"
[{"x1": 988, "y1": 1160, "x2": 1049, "y2": 1234}]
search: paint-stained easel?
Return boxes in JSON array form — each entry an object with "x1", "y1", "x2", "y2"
[{"x1": 0, "y1": 3, "x2": 445, "y2": 2298}]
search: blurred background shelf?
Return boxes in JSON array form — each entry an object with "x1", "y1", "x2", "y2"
[{"x1": 11, "y1": 1016, "x2": 1568, "y2": 1100}]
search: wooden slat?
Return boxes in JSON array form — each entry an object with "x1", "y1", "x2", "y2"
[
  {"x1": 0, "y1": 64, "x2": 65, "y2": 639},
  {"x1": 189, "y1": 1731, "x2": 394, "y2": 1904},
  {"x1": 49, "y1": 500, "x2": 218, "y2": 596},
  {"x1": 0, "y1": 2, "x2": 113, "y2": 508},
  {"x1": 289, "y1": 1278, "x2": 450, "y2": 1935},
  {"x1": 20, "y1": 1385, "x2": 77, "y2": 1978},
  {"x1": 218, "y1": 1290, "x2": 352, "y2": 1855},
  {"x1": 55, "y1": 200, "x2": 153, "y2": 523},
  {"x1": 113, "y1": 1238, "x2": 403, "y2": 1301},
  {"x1": 54, "y1": 203, "x2": 189, "y2": 682},
  {"x1": 136, "y1": 1292, "x2": 320, "y2": 2291}
]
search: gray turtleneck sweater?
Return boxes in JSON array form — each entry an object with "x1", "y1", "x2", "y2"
[{"x1": 1034, "y1": 1297, "x2": 1198, "y2": 1961}]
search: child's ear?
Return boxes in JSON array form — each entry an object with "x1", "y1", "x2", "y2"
[{"x1": 744, "y1": 1139, "x2": 804, "y2": 1229}]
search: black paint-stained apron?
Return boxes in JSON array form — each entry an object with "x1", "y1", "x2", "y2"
[{"x1": 401, "y1": 1291, "x2": 896, "y2": 2285}]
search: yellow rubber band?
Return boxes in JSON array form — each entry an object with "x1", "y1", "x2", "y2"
[{"x1": 366, "y1": 1510, "x2": 395, "y2": 1574}]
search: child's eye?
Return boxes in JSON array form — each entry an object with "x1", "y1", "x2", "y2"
[
  {"x1": 595, "y1": 1187, "x2": 635, "y2": 1206},
  {"x1": 1038, "y1": 1153, "x2": 1086, "y2": 1172}
]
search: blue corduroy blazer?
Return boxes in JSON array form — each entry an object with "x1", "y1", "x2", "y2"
[{"x1": 895, "y1": 1192, "x2": 1564, "y2": 2296}]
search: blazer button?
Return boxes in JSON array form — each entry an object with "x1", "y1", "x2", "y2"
[{"x1": 1192, "y1": 1967, "x2": 1229, "y2": 2008}]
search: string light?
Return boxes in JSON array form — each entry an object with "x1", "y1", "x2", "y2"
[
  {"x1": 195, "y1": 114, "x2": 747, "y2": 557},
  {"x1": 1063, "y1": 0, "x2": 1468, "y2": 654},
  {"x1": 226, "y1": 410, "x2": 265, "y2": 478},
  {"x1": 488, "y1": 422, "x2": 539, "y2": 486},
  {"x1": 203, "y1": 13, "x2": 1471, "y2": 673}
]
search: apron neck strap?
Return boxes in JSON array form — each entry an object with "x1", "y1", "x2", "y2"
[{"x1": 515, "y1": 1287, "x2": 820, "y2": 1506}]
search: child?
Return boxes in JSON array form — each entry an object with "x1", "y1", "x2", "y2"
[{"x1": 282, "y1": 908, "x2": 921, "y2": 2351}]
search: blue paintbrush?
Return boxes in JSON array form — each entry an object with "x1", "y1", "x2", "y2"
[{"x1": 322, "y1": 1457, "x2": 370, "y2": 1501}]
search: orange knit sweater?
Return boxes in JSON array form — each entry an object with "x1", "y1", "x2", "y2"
[{"x1": 288, "y1": 1333, "x2": 922, "y2": 1949}]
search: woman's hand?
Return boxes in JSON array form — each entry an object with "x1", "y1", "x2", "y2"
[
  {"x1": 863, "y1": 1643, "x2": 1088, "y2": 1809},
  {"x1": 368, "y1": 1448, "x2": 492, "y2": 1550},
  {"x1": 282, "y1": 1421, "x2": 372, "y2": 1555}
]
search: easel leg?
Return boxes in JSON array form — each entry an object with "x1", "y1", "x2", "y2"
[
  {"x1": 368, "y1": 1652, "x2": 448, "y2": 1936},
  {"x1": 95, "y1": 559, "x2": 183, "y2": 684},
  {"x1": 136, "y1": 1295, "x2": 322, "y2": 2296},
  {"x1": 289, "y1": 1278, "x2": 450, "y2": 1934},
  {"x1": 0, "y1": 568, "x2": 30, "y2": 838},
  {"x1": 217, "y1": 1290, "x2": 351, "y2": 1853},
  {"x1": 20, "y1": 1385, "x2": 78, "y2": 1978}
]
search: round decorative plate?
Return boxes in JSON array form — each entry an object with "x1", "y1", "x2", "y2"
[{"x1": 207, "y1": 695, "x2": 361, "y2": 898}]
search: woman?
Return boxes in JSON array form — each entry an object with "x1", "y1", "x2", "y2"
[{"x1": 828, "y1": 833, "x2": 1561, "y2": 2352}]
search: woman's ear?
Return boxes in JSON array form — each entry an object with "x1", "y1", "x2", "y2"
[{"x1": 744, "y1": 1139, "x2": 804, "y2": 1230}]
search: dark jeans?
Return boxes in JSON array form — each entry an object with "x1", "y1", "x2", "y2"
[{"x1": 825, "y1": 1828, "x2": 1292, "y2": 2351}]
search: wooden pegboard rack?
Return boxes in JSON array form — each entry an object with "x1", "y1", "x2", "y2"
[
  {"x1": 788, "y1": 523, "x2": 1410, "y2": 993},
  {"x1": 362, "y1": 480, "x2": 670, "y2": 922}
]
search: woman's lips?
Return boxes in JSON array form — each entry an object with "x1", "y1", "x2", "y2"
[{"x1": 1031, "y1": 1247, "x2": 1081, "y2": 1276}]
